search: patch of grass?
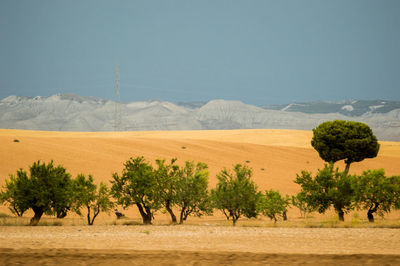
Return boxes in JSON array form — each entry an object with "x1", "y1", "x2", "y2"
[
  {"x1": 13, "y1": 139, "x2": 20, "y2": 143},
  {"x1": 52, "y1": 221, "x2": 63, "y2": 226},
  {"x1": 260, "y1": 168, "x2": 264, "y2": 171},
  {"x1": 38, "y1": 220, "x2": 63, "y2": 226},
  {"x1": 351, "y1": 213, "x2": 359, "y2": 227},
  {"x1": 0, "y1": 216, "x2": 29, "y2": 226},
  {"x1": 0, "y1": 213, "x2": 10, "y2": 218},
  {"x1": 181, "y1": 146, "x2": 186, "y2": 149},
  {"x1": 245, "y1": 160, "x2": 250, "y2": 163},
  {"x1": 142, "y1": 230, "x2": 151, "y2": 235}
]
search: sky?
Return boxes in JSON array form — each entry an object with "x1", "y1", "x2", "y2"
[{"x1": 1, "y1": 0, "x2": 399, "y2": 105}]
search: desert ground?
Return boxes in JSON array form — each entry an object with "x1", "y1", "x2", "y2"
[{"x1": 1, "y1": 128, "x2": 400, "y2": 265}]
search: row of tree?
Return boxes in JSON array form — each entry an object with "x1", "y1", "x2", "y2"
[
  {"x1": 0, "y1": 161, "x2": 114, "y2": 225},
  {"x1": 2, "y1": 157, "x2": 399, "y2": 226},
  {"x1": 294, "y1": 165, "x2": 400, "y2": 222}
]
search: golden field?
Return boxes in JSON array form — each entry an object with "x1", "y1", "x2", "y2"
[
  {"x1": 1, "y1": 128, "x2": 400, "y2": 265},
  {"x1": 1, "y1": 128, "x2": 399, "y2": 194}
]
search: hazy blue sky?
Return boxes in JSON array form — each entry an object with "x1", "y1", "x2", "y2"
[{"x1": 1, "y1": 0, "x2": 399, "y2": 105}]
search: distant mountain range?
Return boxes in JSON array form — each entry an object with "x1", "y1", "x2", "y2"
[
  {"x1": 1, "y1": 94, "x2": 399, "y2": 141},
  {"x1": 262, "y1": 100, "x2": 400, "y2": 116}
]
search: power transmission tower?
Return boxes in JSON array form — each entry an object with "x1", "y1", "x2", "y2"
[{"x1": 114, "y1": 64, "x2": 122, "y2": 131}]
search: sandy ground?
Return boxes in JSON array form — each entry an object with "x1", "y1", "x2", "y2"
[
  {"x1": 1, "y1": 129, "x2": 400, "y2": 265},
  {"x1": 1, "y1": 225, "x2": 400, "y2": 265}
]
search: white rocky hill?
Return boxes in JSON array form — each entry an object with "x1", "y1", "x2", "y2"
[{"x1": 1, "y1": 94, "x2": 399, "y2": 141}]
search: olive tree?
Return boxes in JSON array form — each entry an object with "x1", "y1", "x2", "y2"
[
  {"x1": 111, "y1": 156, "x2": 160, "y2": 224},
  {"x1": 311, "y1": 120, "x2": 380, "y2": 173},
  {"x1": 211, "y1": 164, "x2": 260, "y2": 226},
  {"x1": 291, "y1": 192, "x2": 317, "y2": 218},
  {"x1": 154, "y1": 158, "x2": 180, "y2": 223},
  {"x1": 0, "y1": 172, "x2": 30, "y2": 217},
  {"x1": 1, "y1": 161, "x2": 73, "y2": 225},
  {"x1": 354, "y1": 169, "x2": 397, "y2": 222},
  {"x1": 294, "y1": 165, "x2": 354, "y2": 221},
  {"x1": 258, "y1": 190, "x2": 290, "y2": 223},
  {"x1": 72, "y1": 174, "x2": 114, "y2": 225},
  {"x1": 175, "y1": 161, "x2": 212, "y2": 224},
  {"x1": 154, "y1": 159, "x2": 212, "y2": 224}
]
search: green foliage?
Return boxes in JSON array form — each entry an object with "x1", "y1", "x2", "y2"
[
  {"x1": 258, "y1": 190, "x2": 290, "y2": 223},
  {"x1": 153, "y1": 159, "x2": 212, "y2": 224},
  {"x1": 291, "y1": 192, "x2": 317, "y2": 218},
  {"x1": 72, "y1": 174, "x2": 114, "y2": 225},
  {"x1": 390, "y1": 175, "x2": 400, "y2": 210},
  {"x1": 353, "y1": 169, "x2": 395, "y2": 222},
  {"x1": 295, "y1": 165, "x2": 354, "y2": 221},
  {"x1": 1, "y1": 161, "x2": 73, "y2": 225},
  {"x1": 311, "y1": 120, "x2": 380, "y2": 172},
  {"x1": 154, "y1": 158, "x2": 180, "y2": 223},
  {"x1": 211, "y1": 164, "x2": 260, "y2": 226},
  {"x1": 111, "y1": 156, "x2": 160, "y2": 224},
  {"x1": 175, "y1": 161, "x2": 212, "y2": 224},
  {"x1": 0, "y1": 171, "x2": 30, "y2": 217}
]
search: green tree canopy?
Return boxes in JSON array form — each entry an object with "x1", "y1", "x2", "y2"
[
  {"x1": 175, "y1": 161, "x2": 212, "y2": 224},
  {"x1": 0, "y1": 170, "x2": 30, "y2": 217},
  {"x1": 111, "y1": 156, "x2": 160, "y2": 224},
  {"x1": 291, "y1": 191, "x2": 317, "y2": 218},
  {"x1": 1, "y1": 160, "x2": 73, "y2": 225},
  {"x1": 211, "y1": 164, "x2": 260, "y2": 226},
  {"x1": 295, "y1": 165, "x2": 354, "y2": 221},
  {"x1": 154, "y1": 158, "x2": 180, "y2": 223},
  {"x1": 354, "y1": 169, "x2": 399, "y2": 222},
  {"x1": 258, "y1": 190, "x2": 290, "y2": 223},
  {"x1": 311, "y1": 120, "x2": 380, "y2": 173},
  {"x1": 72, "y1": 174, "x2": 114, "y2": 225}
]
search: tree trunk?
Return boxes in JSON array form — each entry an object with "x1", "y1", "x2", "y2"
[
  {"x1": 87, "y1": 206, "x2": 91, "y2": 225},
  {"x1": 165, "y1": 200, "x2": 177, "y2": 224},
  {"x1": 222, "y1": 210, "x2": 230, "y2": 220},
  {"x1": 89, "y1": 209, "x2": 100, "y2": 226},
  {"x1": 11, "y1": 206, "x2": 23, "y2": 217},
  {"x1": 232, "y1": 213, "x2": 239, "y2": 226},
  {"x1": 344, "y1": 162, "x2": 351, "y2": 174},
  {"x1": 142, "y1": 214, "x2": 152, "y2": 224},
  {"x1": 367, "y1": 203, "x2": 379, "y2": 223},
  {"x1": 232, "y1": 217, "x2": 237, "y2": 226},
  {"x1": 179, "y1": 207, "x2": 186, "y2": 224},
  {"x1": 30, "y1": 207, "x2": 44, "y2": 226},
  {"x1": 338, "y1": 209, "x2": 345, "y2": 221},
  {"x1": 136, "y1": 203, "x2": 152, "y2": 224},
  {"x1": 282, "y1": 211, "x2": 287, "y2": 221},
  {"x1": 56, "y1": 208, "x2": 68, "y2": 219},
  {"x1": 367, "y1": 210, "x2": 374, "y2": 223}
]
